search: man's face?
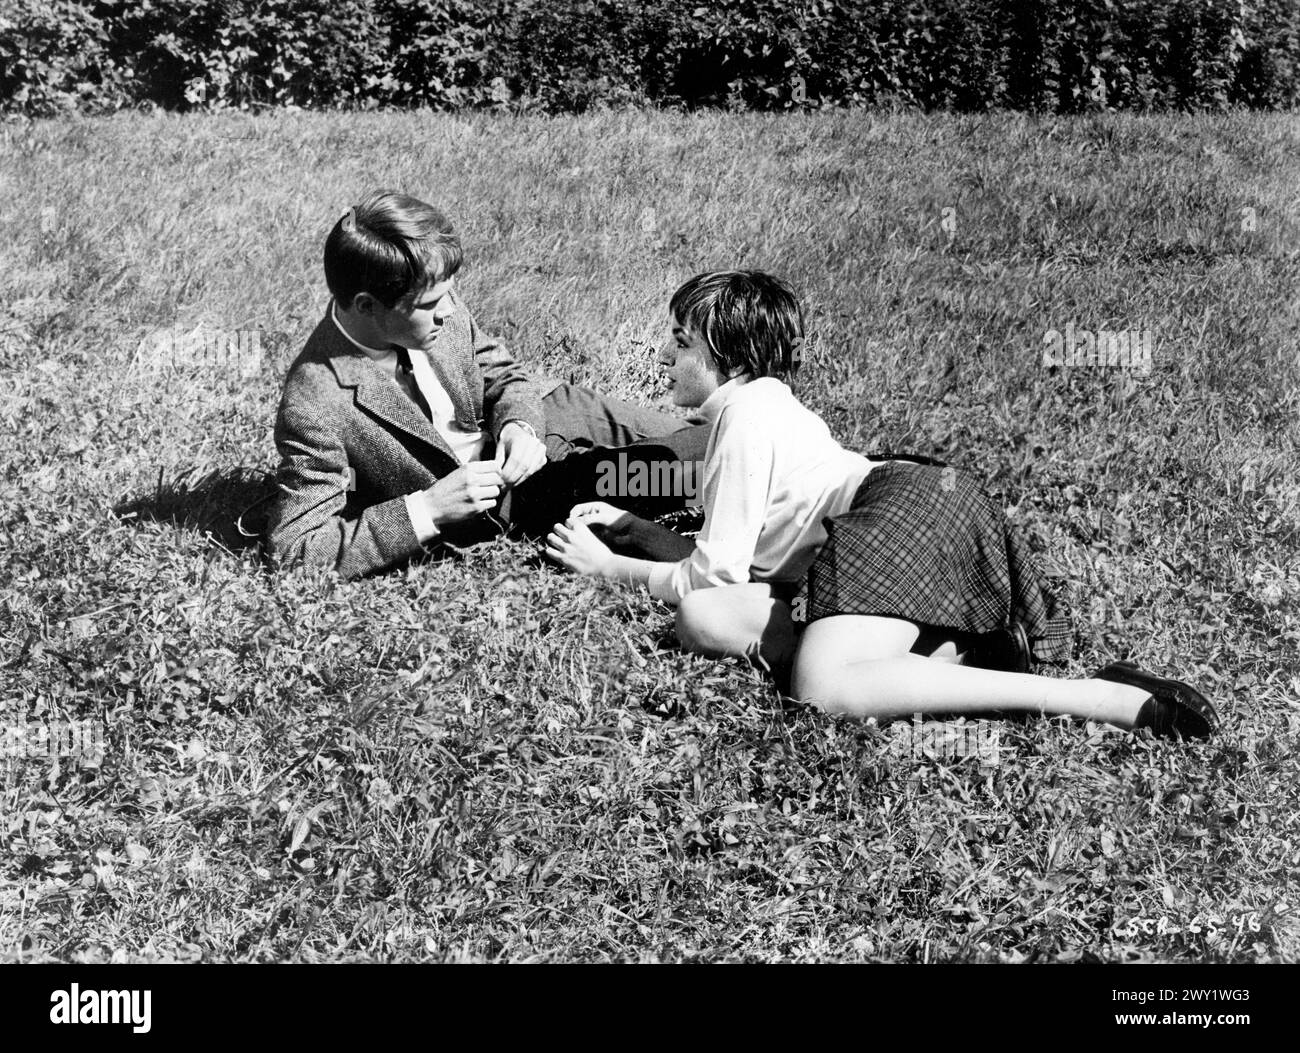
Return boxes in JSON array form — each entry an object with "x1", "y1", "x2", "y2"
[
  {"x1": 658, "y1": 314, "x2": 727, "y2": 407},
  {"x1": 372, "y1": 276, "x2": 457, "y2": 351}
]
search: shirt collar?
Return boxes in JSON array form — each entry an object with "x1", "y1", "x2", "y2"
[
  {"x1": 696, "y1": 373, "x2": 753, "y2": 425},
  {"x1": 331, "y1": 300, "x2": 396, "y2": 361}
]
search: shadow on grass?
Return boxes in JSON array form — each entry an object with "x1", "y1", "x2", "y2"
[{"x1": 114, "y1": 466, "x2": 276, "y2": 553}]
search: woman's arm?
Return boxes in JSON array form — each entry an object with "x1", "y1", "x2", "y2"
[
  {"x1": 545, "y1": 519, "x2": 662, "y2": 588},
  {"x1": 605, "y1": 553, "x2": 659, "y2": 588},
  {"x1": 547, "y1": 404, "x2": 774, "y2": 604},
  {"x1": 599, "y1": 512, "x2": 696, "y2": 561},
  {"x1": 645, "y1": 405, "x2": 774, "y2": 604}
]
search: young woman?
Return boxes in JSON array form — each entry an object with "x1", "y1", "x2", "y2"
[{"x1": 546, "y1": 271, "x2": 1217, "y2": 738}]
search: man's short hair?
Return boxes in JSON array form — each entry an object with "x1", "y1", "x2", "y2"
[
  {"x1": 324, "y1": 190, "x2": 464, "y2": 309},
  {"x1": 669, "y1": 270, "x2": 804, "y2": 382}
]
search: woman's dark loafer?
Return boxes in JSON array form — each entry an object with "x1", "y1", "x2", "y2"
[
  {"x1": 1092, "y1": 660, "x2": 1219, "y2": 740},
  {"x1": 967, "y1": 621, "x2": 1032, "y2": 674}
]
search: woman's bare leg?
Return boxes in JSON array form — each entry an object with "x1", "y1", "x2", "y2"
[
  {"x1": 674, "y1": 588, "x2": 965, "y2": 683},
  {"x1": 791, "y1": 614, "x2": 1150, "y2": 727}
]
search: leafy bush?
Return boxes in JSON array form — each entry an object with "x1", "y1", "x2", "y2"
[
  {"x1": 376, "y1": 0, "x2": 499, "y2": 109},
  {"x1": 1, "y1": 0, "x2": 1297, "y2": 115},
  {"x1": 101, "y1": 0, "x2": 389, "y2": 109},
  {"x1": 0, "y1": 0, "x2": 124, "y2": 115}
]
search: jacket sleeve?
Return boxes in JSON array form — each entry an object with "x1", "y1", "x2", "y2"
[
  {"x1": 461, "y1": 301, "x2": 546, "y2": 438},
  {"x1": 265, "y1": 372, "x2": 425, "y2": 580}
]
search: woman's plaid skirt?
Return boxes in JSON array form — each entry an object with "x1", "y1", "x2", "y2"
[{"x1": 793, "y1": 460, "x2": 1071, "y2": 663}]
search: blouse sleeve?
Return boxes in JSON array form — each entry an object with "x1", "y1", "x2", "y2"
[{"x1": 646, "y1": 404, "x2": 774, "y2": 605}]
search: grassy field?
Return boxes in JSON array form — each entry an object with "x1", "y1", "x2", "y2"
[{"x1": 1, "y1": 108, "x2": 1298, "y2": 963}]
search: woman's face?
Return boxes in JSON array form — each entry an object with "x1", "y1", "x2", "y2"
[{"x1": 659, "y1": 314, "x2": 730, "y2": 407}]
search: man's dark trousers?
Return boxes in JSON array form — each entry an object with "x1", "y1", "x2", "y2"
[{"x1": 502, "y1": 382, "x2": 710, "y2": 544}]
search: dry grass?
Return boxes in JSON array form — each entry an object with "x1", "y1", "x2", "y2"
[{"x1": 1, "y1": 109, "x2": 1298, "y2": 962}]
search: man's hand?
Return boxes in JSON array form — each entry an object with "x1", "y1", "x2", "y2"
[
  {"x1": 422, "y1": 461, "x2": 504, "y2": 524},
  {"x1": 496, "y1": 422, "x2": 548, "y2": 487},
  {"x1": 545, "y1": 518, "x2": 614, "y2": 578}
]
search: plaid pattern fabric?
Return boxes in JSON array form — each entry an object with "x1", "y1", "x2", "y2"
[{"x1": 794, "y1": 461, "x2": 1071, "y2": 663}]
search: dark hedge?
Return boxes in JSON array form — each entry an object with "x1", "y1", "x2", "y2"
[{"x1": 2, "y1": 0, "x2": 1297, "y2": 116}]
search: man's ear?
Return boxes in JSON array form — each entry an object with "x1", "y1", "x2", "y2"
[{"x1": 351, "y1": 292, "x2": 377, "y2": 317}]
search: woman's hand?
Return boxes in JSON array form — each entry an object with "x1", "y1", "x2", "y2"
[
  {"x1": 567, "y1": 501, "x2": 629, "y2": 528},
  {"x1": 569, "y1": 501, "x2": 641, "y2": 548},
  {"x1": 546, "y1": 518, "x2": 615, "y2": 578}
]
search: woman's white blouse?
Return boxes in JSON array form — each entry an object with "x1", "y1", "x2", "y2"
[{"x1": 646, "y1": 376, "x2": 874, "y2": 605}]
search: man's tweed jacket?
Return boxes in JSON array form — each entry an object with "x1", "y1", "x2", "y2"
[{"x1": 266, "y1": 295, "x2": 547, "y2": 579}]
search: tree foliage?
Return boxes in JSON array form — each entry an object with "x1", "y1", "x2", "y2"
[{"x1": 2, "y1": 1, "x2": 1296, "y2": 116}]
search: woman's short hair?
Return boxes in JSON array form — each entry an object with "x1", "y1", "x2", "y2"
[
  {"x1": 324, "y1": 190, "x2": 463, "y2": 309},
  {"x1": 669, "y1": 270, "x2": 804, "y2": 382}
]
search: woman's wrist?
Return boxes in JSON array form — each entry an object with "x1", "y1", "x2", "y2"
[
  {"x1": 596, "y1": 551, "x2": 619, "y2": 580},
  {"x1": 603, "y1": 553, "x2": 656, "y2": 588}
]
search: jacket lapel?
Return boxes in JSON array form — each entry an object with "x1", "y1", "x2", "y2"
[
  {"x1": 425, "y1": 296, "x2": 478, "y2": 428},
  {"x1": 323, "y1": 317, "x2": 459, "y2": 463},
  {"x1": 423, "y1": 349, "x2": 477, "y2": 429}
]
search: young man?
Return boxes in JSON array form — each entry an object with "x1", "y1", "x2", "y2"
[{"x1": 266, "y1": 189, "x2": 704, "y2": 579}]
